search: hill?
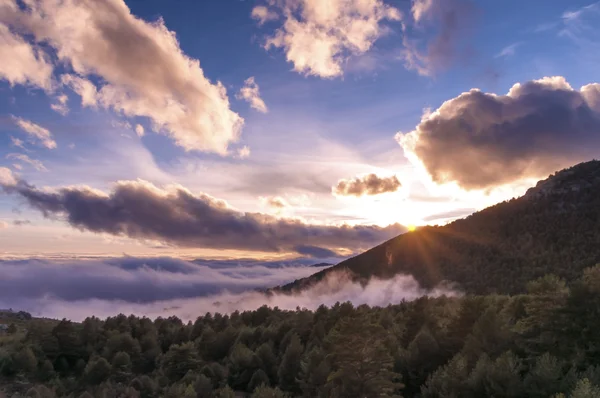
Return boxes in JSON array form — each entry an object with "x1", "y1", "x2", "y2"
[{"x1": 280, "y1": 160, "x2": 600, "y2": 295}]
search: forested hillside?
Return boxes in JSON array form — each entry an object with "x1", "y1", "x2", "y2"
[
  {"x1": 283, "y1": 160, "x2": 600, "y2": 295},
  {"x1": 2, "y1": 266, "x2": 600, "y2": 397}
]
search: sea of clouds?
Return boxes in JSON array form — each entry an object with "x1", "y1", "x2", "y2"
[{"x1": 0, "y1": 256, "x2": 458, "y2": 321}]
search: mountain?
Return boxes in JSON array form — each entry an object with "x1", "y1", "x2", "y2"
[{"x1": 280, "y1": 160, "x2": 600, "y2": 295}]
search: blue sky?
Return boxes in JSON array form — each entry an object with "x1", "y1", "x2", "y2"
[{"x1": 0, "y1": 0, "x2": 598, "y2": 260}]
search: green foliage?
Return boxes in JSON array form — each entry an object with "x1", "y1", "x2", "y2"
[
  {"x1": 277, "y1": 333, "x2": 303, "y2": 393},
  {"x1": 2, "y1": 266, "x2": 600, "y2": 397},
  {"x1": 84, "y1": 356, "x2": 111, "y2": 385},
  {"x1": 251, "y1": 384, "x2": 288, "y2": 397},
  {"x1": 15, "y1": 345, "x2": 38, "y2": 374}
]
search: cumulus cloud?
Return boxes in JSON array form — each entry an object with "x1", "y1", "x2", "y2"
[
  {"x1": 403, "y1": 0, "x2": 475, "y2": 76},
  {"x1": 0, "y1": 221, "x2": 8, "y2": 229},
  {"x1": 1, "y1": 0, "x2": 243, "y2": 154},
  {"x1": 6, "y1": 153, "x2": 47, "y2": 172},
  {"x1": 0, "y1": 22, "x2": 52, "y2": 90},
  {"x1": 397, "y1": 76, "x2": 600, "y2": 190},
  {"x1": 254, "y1": 0, "x2": 401, "y2": 78},
  {"x1": 11, "y1": 116, "x2": 57, "y2": 149},
  {"x1": 0, "y1": 177, "x2": 406, "y2": 255},
  {"x1": 237, "y1": 77, "x2": 268, "y2": 113},
  {"x1": 135, "y1": 124, "x2": 145, "y2": 137},
  {"x1": 0, "y1": 257, "x2": 458, "y2": 321},
  {"x1": 333, "y1": 173, "x2": 401, "y2": 196}
]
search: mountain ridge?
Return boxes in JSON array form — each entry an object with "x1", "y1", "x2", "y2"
[{"x1": 278, "y1": 160, "x2": 600, "y2": 295}]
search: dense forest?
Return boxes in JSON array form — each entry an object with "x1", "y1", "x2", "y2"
[
  {"x1": 2, "y1": 265, "x2": 600, "y2": 397},
  {"x1": 282, "y1": 160, "x2": 600, "y2": 295}
]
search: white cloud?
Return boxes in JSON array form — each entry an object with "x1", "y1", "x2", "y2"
[
  {"x1": 255, "y1": 0, "x2": 401, "y2": 78},
  {"x1": 61, "y1": 75, "x2": 98, "y2": 107},
  {"x1": 251, "y1": 5, "x2": 279, "y2": 25},
  {"x1": 10, "y1": 136, "x2": 26, "y2": 150},
  {"x1": 0, "y1": 167, "x2": 17, "y2": 187},
  {"x1": 6, "y1": 153, "x2": 48, "y2": 172},
  {"x1": 1, "y1": 0, "x2": 244, "y2": 154},
  {"x1": 495, "y1": 42, "x2": 522, "y2": 58},
  {"x1": 135, "y1": 124, "x2": 145, "y2": 137},
  {"x1": 50, "y1": 93, "x2": 69, "y2": 115},
  {"x1": 0, "y1": 221, "x2": 8, "y2": 229},
  {"x1": 11, "y1": 116, "x2": 57, "y2": 149},
  {"x1": 0, "y1": 23, "x2": 53, "y2": 90},
  {"x1": 237, "y1": 77, "x2": 268, "y2": 113},
  {"x1": 238, "y1": 145, "x2": 251, "y2": 159}
]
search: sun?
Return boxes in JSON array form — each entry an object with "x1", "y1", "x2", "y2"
[{"x1": 407, "y1": 224, "x2": 417, "y2": 232}]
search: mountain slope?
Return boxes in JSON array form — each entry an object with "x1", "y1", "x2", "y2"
[{"x1": 281, "y1": 160, "x2": 600, "y2": 295}]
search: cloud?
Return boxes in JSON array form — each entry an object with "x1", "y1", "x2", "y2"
[
  {"x1": 251, "y1": 5, "x2": 279, "y2": 25},
  {"x1": 10, "y1": 137, "x2": 26, "y2": 150},
  {"x1": 0, "y1": 257, "x2": 458, "y2": 321},
  {"x1": 12, "y1": 219, "x2": 32, "y2": 226},
  {"x1": 495, "y1": 42, "x2": 522, "y2": 58},
  {"x1": 6, "y1": 153, "x2": 48, "y2": 172},
  {"x1": 0, "y1": 221, "x2": 8, "y2": 229},
  {"x1": 237, "y1": 77, "x2": 268, "y2": 113},
  {"x1": 135, "y1": 124, "x2": 145, "y2": 137},
  {"x1": 238, "y1": 145, "x2": 251, "y2": 159},
  {"x1": 11, "y1": 116, "x2": 57, "y2": 149},
  {"x1": 422, "y1": 208, "x2": 476, "y2": 223},
  {"x1": 0, "y1": 167, "x2": 17, "y2": 187},
  {"x1": 0, "y1": 22, "x2": 52, "y2": 90},
  {"x1": 1, "y1": 0, "x2": 243, "y2": 154},
  {"x1": 397, "y1": 76, "x2": 600, "y2": 190},
  {"x1": 60, "y1": 75, "x2": 98, "y2": 107},
  {"x1": 333, "y1": 173, "x2": 401, "y2": 196},
  {"x1": 254, "y1": 0, "x2": 401, "y2": 78},
  {"x1": 50, "y1": 94, "x2": 69, "y2": 115},
  {"x1": 403, "y1": 0, "x2": 475, "y2": 76},
  {"x1": 263, "y1": 196, "x2": 289, "y2": 209},
  {"x1": 0, "y1": 177, "x2": 406, "y2": 255}
]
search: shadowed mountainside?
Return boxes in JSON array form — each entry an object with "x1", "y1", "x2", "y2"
[{"x1": 279, "y1": 160, "x2": 600, "y2": 295}]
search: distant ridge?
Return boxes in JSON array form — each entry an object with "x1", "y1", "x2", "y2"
[{"x1": 279, "y1": 160, "x2": 600, "y2": 295}]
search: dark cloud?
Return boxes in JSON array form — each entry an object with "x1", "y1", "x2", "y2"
[
  {"x1": 293, "y1": 245, "x2": 338, "y2": 258},
  {"x1": 398, "y1": 77, "x2": 600, "y2": 189},
  {"x1": 333, "y1": 174, "x2": 401, "y2": 197},
  {"x1": 0, "y1": 177, "x2": 406, "y2": 254},
  {"x1": 404, "y1": 0, "x2": 477, "y2": 75},
  {"x1": 12, "y1": 219, "x2": 32, "y2": 226}
]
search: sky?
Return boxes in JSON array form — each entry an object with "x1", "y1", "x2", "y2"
[{"x1": 0, "y1": 0, "x2": 599, "y2": 264}]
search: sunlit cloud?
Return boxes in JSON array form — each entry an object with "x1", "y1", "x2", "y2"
[
  {"x1": 11, "y1": 116, "x2": 57, "y2": 149},
  {"x1": 6, "y1": 153, "x2": 48, "y2": 172},
  {"x1": 397, "y1": 76, "x2": 600, "y2": 190},
  {"x1": 254, "y1": 0, "x2": 401, "y2": 78},
  {"x1": 237, "y1": 77, "x2": 268, "y2": 113},
  {"x1": 0, "y1": 0, "x2": 244, "y2": 154},
  {"x1": 0, "y1": 23, "x2": 53, "y2": 90}
]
